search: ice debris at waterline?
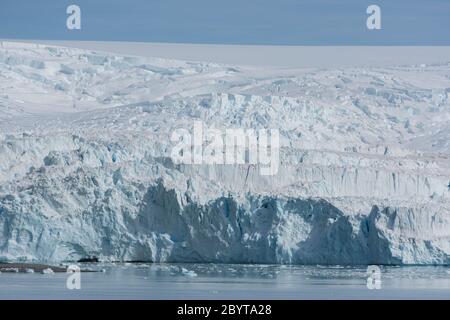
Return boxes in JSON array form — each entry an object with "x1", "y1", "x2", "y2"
[
  {"x1": 0, "y1": 42, "x2": 449, "y2": 265},
  {"x1": 0, "y1": 263, "x2": 65, "y2": 273}
]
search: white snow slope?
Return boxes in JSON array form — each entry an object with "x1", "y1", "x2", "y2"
[{"x1": 0, "y1": 42, "x2": 449, "y2": 264}]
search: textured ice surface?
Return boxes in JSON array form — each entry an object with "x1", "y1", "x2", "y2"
[{"x1": 0, "y1": 42, "x2": 449, "y2": 264}]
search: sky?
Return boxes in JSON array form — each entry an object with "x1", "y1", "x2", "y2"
[{"x1": 0, "y1": 0, "x2": 449, "y2": 45}]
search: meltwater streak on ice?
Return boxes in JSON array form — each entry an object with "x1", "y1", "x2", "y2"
[{"x1": 0, "y1": 42, "x2": 449, "y2": 264}]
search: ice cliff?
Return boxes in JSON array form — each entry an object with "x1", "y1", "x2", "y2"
[{"x1": 0, "y1": 42, "x2": 449, "y2": 264}]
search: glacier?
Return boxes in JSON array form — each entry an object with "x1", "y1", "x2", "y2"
[{"x1": 0, "y1": 41, "x2": 449, "y2": 264}]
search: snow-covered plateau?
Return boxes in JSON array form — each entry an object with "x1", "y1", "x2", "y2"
[{"x1": 0, "y1": 42, "x2": 449, "y2": 264}]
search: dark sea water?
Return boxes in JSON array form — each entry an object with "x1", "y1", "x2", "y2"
[{"x1": 0, "y1": 263, "x2": 449, "y2": 299}]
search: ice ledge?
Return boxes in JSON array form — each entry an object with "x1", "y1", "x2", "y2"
[{"x1": 0, "y1": 181, "x2": 448, "y2": 265}]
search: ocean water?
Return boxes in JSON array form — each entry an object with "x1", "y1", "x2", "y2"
[{"x1": 0, "y1": 264, "x2": 449, "y2": 300}]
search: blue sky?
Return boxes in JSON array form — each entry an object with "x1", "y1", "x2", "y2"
[{"x1": 0, "y1": 0, "x2": 449, "y2": 45}]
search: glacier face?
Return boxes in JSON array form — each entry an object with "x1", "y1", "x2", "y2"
[{"x1": 0, "y1": 42, "x2": 449, "y2": 264}]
